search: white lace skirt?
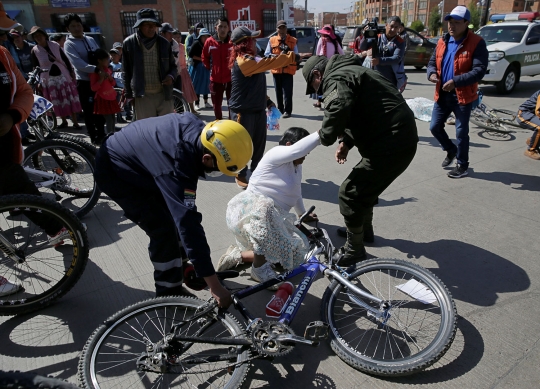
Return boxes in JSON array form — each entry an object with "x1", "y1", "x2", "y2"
[{"x1": 226, "y1": 191, "x2": 309, "y2": 270}]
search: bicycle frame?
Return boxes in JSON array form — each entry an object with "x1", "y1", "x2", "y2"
[
  {"x1": 232, "y1": 254, "x2": 385, "y2": 327},
  {"x1": 23, "y1": 166, "x2": 63, "y2": 189}
]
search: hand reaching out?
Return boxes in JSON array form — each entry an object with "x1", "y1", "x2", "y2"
[{"x1": 336, "y1": 141, "x2": 349, "y2": 164}]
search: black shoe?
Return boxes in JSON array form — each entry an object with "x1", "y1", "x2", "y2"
[
  {"x1": 116, "y1": 117, "x2": 127, "y2": 124},
  {"x1": 447, "y1": 164, "x2": 468, "y2": 178},
  {"x1": 282, "y1": 112, "x2": 291, "y2": 118},
  {"x1": 334, "y1": 245, "x2": 367, "y2": 267},
  {"x1": 441, "y1": 151, "x2": 457, "y2": 168},
  {"x1": 126, "y1": 116, "x2": 133, "y2": 121},
  {"x1": 337, "y1": 227, "x2": 374, "y2": 243},
  {"x1": 21, "y1": 137, "x2": 35, "y2": 146}
]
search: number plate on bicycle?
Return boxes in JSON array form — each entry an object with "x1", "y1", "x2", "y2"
[{"x1": 29, "y1": 95, "x2": 54, "y2": 120}]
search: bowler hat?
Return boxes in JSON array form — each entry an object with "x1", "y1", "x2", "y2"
[
  {"x1": 27, "y1": 26, "x2": 48, "y2": 41},
  {"x1": 230, "y1": 26, "x2": 260, "y2": 44},
  {"x1": 133, "y1": 8, "x2": 162, "y2": 29}
]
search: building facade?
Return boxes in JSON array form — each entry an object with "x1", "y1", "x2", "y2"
[{"x1": 3, "y1": 0, "x2": 287, "y2": 47}]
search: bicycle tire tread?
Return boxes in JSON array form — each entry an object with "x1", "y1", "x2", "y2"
[
  {"x1": 321, "y1": 258, "x2": 457, "y2": 377},
  {"x1": 78, "y1": 296, "x2": 250, "y2": 389},
  {"x1": 0, "y1": 194, "x2": 90, "y2": 316},
  {"x1": 23, "y1": 139, "x2": 100, "y2": 218}
]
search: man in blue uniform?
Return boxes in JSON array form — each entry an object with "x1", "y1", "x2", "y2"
[{"x1": 94, "y1": 113, "x2": 253, "y2": 306}]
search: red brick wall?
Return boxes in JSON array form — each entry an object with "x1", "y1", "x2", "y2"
[{"x1": 31, "y1": 0, "x2": 223, "y2": 48}]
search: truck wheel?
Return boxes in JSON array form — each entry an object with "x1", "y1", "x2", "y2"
[{"x1": 496, "y1": 65, "x2": 518, "y2": 94}]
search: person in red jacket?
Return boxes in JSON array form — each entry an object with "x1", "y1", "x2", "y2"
[{"x1": 202, "y1": 17, "x2": 232, "y2": 120}]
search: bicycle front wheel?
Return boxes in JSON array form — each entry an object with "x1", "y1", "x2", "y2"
[
  {"x1": 321, "y1": 258, "x2": 457, "y2": 376},
  {"x1": 173, "y1": 89, "x2": 191, "y2": 114},
  {"x1": 79, "y1": 297, "x2": 250, "y2": 389},
  {"x1": 470, "y1": 109, "x2": 510, "y2": 133},
  {"x1": 490, "y1": 108, "x2": 522, "y2": 128},
  {"x1": 23, "y1": 139, "x2": 100, "y2": 218},
  {"x1": 0, "y1": 195, "x2": 89, "y2": 316}
]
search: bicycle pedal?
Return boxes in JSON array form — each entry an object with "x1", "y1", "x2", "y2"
[{"x1": 304, "y1": 321, "x2": 329, "y2": 342}]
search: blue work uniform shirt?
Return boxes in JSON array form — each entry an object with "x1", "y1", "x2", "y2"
[{"x1": 441, "y1": 37, "x2": 464, "y2": 85}]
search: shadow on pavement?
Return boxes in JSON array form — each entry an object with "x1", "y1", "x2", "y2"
[
  {"x1": 418, "y1": 135, "x2": 491, "y2": 149},
  {"x1": 376, "y1": 237, "x2": 530, "y2": 307},
  {"x1": 385, "y1": 316, "x2": 484, "y2": 384},
  {"x1": 470, "y1": 171, "x2": 540, "y2": 192}
]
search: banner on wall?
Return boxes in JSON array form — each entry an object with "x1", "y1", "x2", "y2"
[
  {"x1": 230, "y1": 6, "x2": 256, "y2": 31},
  {"x1": 282, "y1": 1, "x2": 294, "y2": 27},
  {"x1": 51, "y1": 0, "x2": 91, "y2": 8}
]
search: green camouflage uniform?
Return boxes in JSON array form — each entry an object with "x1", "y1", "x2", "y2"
[{"x1": 318, "y1": 55, "x2": 418, "y2": 229}]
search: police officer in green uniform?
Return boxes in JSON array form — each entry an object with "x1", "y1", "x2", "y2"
[{"x1": 302, "y1": 55, "x2": 418, "y2": 265}]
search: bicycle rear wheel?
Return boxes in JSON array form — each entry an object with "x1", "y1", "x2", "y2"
[
  {"x1": 173, "y1": 89, "x2": 191, "y2": 114},
  {"x1": 470, "y1": 108, "x2": 511, "y2": 134},
  {"x1": 490, "y1": 108, "x2": 522, "y2": 128},
  {"x1": 23, "y1": 139, "x2": 100, "y2": 218},
  {"x1": 0, "y1": 194, "x2": 89, "y2": 316},
  {"x1": 321, "y1": 258, "x2": 457, "y2": 376},
  {"x1": 78, "y1": 297, "x2": 250, "y2": 389}
]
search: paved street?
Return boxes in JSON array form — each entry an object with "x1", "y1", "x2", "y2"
[{"x1": 1, "y1": 67, "x2": 539, "y2": 389}]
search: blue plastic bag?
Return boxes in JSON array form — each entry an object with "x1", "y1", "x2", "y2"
[{"x1": 266, "y1": 106, "x2": 282, "y2": 131}]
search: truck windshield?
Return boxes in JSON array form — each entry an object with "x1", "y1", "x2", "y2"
[{"x1": 477, "y1": 25, "x2": 528, "y2": 43}]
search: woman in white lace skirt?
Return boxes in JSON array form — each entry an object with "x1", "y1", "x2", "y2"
[{"x1": 219, "y1": 128, "x2": 320, "y2": 287}]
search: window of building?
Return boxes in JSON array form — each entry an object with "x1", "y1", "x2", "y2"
[
  {"x1": 189, "y1": 0, "x2": 217, "y2": 3},
  {"x1": 187, "y1": 9, "x2": 227, "y2": 28},
  {"x1": 263, "y1": 0, "x2": 276, "y2": 3},
  {"x1": 408, "y1": 2, "x2": 414, "y2": 10},
  {"x1": 418, "y1": 14, "x2": 426, "y2": 23},
  {"x1": 419, "y1": 1, "x2": 427, "y2": 9}
]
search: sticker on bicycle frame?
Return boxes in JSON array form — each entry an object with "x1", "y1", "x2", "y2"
[
  {"x1": 396, "y1": 279, "x2": 436, "y2": 304},
  {"x1": 184, "y1": 189, "x2": 196, "y2": 208},
  {"x1": 29, "y1": 95, "x2": 54, "y2": 120}
]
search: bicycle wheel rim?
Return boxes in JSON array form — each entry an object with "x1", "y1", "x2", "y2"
[
  {"x1": 23, "y1": 139, "x2": 99, "y2": 218},
  {"x1": 323, "y1": 259, "x2": 456, "y2": 375},
  {"x1": 173, "y1": 90, "x2": 190, "y2": 114},
  {"x1": 470, "y1": 110, "x2": 509, "y2": 133},
  {"x1": 85, "y1": 299, "x2": 249, "y2": 389},
  {"x1": 0, "y1": 195, "x2": 88, "y2": 315}
]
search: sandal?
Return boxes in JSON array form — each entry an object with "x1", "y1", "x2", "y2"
[
  {"x1": 72, "y1": 124, "x2": 82, "y2": 129},
  {"x1": 57, "y1": 122, "x2": 69, "y2": 129}
]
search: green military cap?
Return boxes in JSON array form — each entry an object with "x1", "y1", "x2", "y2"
[{"x1": 302, "y1": 55, "x2": 328, "y2": 95}]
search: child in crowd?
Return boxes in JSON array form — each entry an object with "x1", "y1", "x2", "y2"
[
  {"x1": 218, "y1": 128, "x2": 320, "y2": 288},
  {"x1": 90, "y1": 49, "x2": 120, "y2": 135},
  {"x1": 109, "y1": 48, "x2": 131, "y2": 122},
  {"x1": 176, "y1": 31, "x2": 198, "y2": 114}
]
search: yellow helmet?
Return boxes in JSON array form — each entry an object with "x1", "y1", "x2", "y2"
[{"x1": 201, "y1": 120, "x2": 253, "y2": 177}]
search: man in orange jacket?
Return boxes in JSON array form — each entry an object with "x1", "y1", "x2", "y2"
[
  {"x1": 265, "y1": 20, "x2": 298, "y2": 118},
  {"x1": 427, "y1": 6, "x2": 488, "y2": 178}
]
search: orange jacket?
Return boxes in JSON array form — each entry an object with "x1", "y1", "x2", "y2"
[
  {"x1": 430, "y1": 30, "x2": 487, "y2": 105},
  {"x1": 0, "y1": 46, "x2": 34, "y2": 164},
  {"x1": 269, "y1": 35, "x2": 297, "y2": 75}
]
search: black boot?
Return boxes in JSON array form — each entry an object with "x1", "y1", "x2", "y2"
[
  {"x1": 335, "y1": 226, "x2": 367, "y2": 266},
  {"x1": 337, "y1": 226, "x2": 374, "y2": 243}
]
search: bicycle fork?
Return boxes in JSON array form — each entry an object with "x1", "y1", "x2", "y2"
[
  {"x1": 324, "y1": 268, "x2": 391, "y2": 326},
  {"x1": 0, "y1": 232, "x2": 24, "y2": 263}
]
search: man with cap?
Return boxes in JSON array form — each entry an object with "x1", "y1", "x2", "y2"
[
  {"x1": 302, "y1": 54, "x2": 418, "y2": 266},
  {"x1": 229, "y1": 26, "x2": 300, "y2": 189},
  {"x1": 122, "y1": 9, "x2": 177, "y2": 120},
  {"x1": 264, "y1": 20, "x2": 299, "y2": 118},
  {"x1": 160, "y1": 22, "x2": 182, "y2": 90},
  {"x1": 94, "y1": 114, "x2": 253, "y2": 304},
  {"x1": 427, "y1": 5, "x2": 488, "y2": 179}
]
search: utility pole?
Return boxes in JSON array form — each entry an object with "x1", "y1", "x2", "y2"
[
  {"x1": 277, "y1": 0, "x2": 282, "y2": 24},
  {"x1": 305, "y1": 0, "x2": 308, "y2": 26}
]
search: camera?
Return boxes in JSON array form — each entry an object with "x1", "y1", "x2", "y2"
[
  {"x1": 279, "y1": 41, "x2": 290, "y2": 54},
  {"x1": 363, "y1": 17, "x2": 379, "y2": 39},
  {"x1": 362, "y1": 17, "x2": 380, "y2": 57}
]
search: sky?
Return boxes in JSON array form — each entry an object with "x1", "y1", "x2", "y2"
[{"x1": 295, "y1": 0, "x2": 355, "y2": 16}]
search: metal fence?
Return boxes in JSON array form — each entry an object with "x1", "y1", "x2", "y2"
[
  {"x1": 187, "y1": 9, "x2": 227, "y2": 29},
  {"x1": 262, "y1": 9, "x2": 277, "y2": 37},
  {"x1": 120, "y1": 10, "x2": 163, "y2": 38}
]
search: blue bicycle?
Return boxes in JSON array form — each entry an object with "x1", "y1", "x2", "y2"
[{"x1": 78, "y1": 207, "x2": 457, "y2": 388}]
